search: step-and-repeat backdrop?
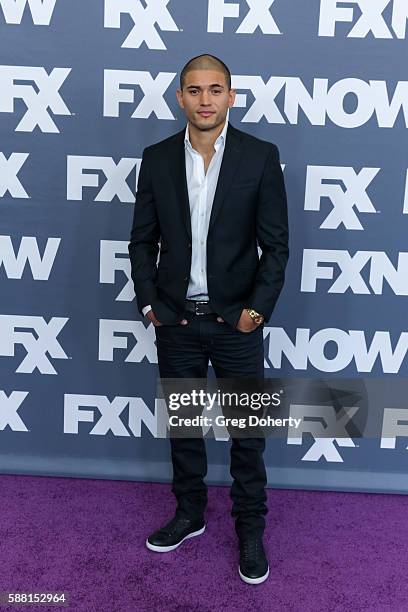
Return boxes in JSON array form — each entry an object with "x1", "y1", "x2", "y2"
[{"x1": 1, "y1": 0, "x2": 407, "y2": 493}]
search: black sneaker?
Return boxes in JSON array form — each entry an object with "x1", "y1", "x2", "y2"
[
  {"x1": 146, "y1": 515, "x2": 205, "y2": 552},
  {"x1": 238, "y1": 537, "x2": 269, "y2": 584}
]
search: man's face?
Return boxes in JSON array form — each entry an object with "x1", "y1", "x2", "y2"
[{"x1": 176, "y1": 69, "x2": 236, "y2": 132}]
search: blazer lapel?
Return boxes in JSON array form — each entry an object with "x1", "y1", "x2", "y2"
[
  {"x1": 168, "y1": 128, "x2": 192, "y2": 240},
  {"x1": 168, "y1": 121, "x2": 244, "y2": 239},
  {"x1": 208, "y1": 122, "x2": 244, "y2": 232}
]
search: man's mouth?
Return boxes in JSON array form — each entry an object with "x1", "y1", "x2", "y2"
[{"x1": 198, "y1": 111, "x2": 215, "y2": 118}]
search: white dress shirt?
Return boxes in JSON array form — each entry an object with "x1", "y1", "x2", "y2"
[{"x1": 142, "y1": 112, "x2": 229, "y2": 317}]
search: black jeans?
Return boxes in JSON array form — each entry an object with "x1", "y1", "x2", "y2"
[{"x1": 154, "y1": 311, "x2": 267, "y2": 540}]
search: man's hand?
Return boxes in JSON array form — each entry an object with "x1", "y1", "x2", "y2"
[
  {"x1": 146, "y1": 309, "x2": 163, "y2": 326},
  {"x1": 235, "y1": 309, "x2": 261, "y2": 333},
  {"x1": 146, "y1": 309, "x2": 189, "y2": 326}
]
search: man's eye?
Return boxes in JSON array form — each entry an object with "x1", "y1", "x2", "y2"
[{"x1": 212, "y1": 90, "x2": 222, "y2": 94}]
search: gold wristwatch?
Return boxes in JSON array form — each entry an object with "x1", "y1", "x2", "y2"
[{"x1": 246, "y1": 308, "x2": 264, "y2": 325}]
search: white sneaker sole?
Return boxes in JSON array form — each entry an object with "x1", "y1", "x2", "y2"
[
  {"x1": 238, "y1": 564, "x2": 269, "y2": 584},
  {"x1": 145, "y1": 524, "x2": 206, "y2": 552}
]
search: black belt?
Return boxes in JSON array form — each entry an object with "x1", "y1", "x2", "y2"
[{"x1": 184, "y1": 300, "x2": 215, "y2": 315}]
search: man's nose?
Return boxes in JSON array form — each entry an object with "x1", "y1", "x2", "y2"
[{"x1": 200, "y1": 90, "x2": 211, "y2": 105}]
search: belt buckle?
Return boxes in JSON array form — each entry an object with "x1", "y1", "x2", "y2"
[{"x1": 194, "y1": 300, "x2": 208, "y2": 316}]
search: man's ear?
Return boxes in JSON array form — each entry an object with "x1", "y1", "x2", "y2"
[
  {"x1": 176, "y1": 88, "x2": 184, "y2": 109},
  {"x1": 229, "y1": 88, "x2": 236, "y2": 107}
]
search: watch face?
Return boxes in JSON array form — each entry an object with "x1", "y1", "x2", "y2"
[{"x1": 246, "y1": 308, "x2": 263, "y2": 323}]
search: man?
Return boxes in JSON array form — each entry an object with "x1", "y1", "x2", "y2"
[{"x1": 128, "y1": 54, "x2": 289, "y2": 584}]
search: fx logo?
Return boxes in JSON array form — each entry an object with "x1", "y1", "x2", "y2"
[
  {"x1": 304, "y1": 166, "x2": 380, "y2": 230},
  {"x1": 319, "y1": 0, "x2": 408, "y2": 39},
  {"x1": 0, "y1": 152, "x2": 29, "y2": 198},
  {"x1": 301, "y1": 249, "x2": 408, "y2": 296},
  {"x1": 264, "y1": 327, "x2": 408, "y2": 374},
  {"x1": 104, "y1": 70, "x2": 176, "y2": 120},
  {"x1": 0, "y1": 66, "x2": 71, "y2": 132},
  {"x1": 0, "y1": 315, "x2": 69, "y2": 374},
  {"x1": 0, "y1": 0, "x2": 57, "y2": 25},
  {"x1": 381, "y1": 408, "x2": 408, "y2": 449},
  {"x1": 0, "y1": 390, "x2": 29, "y2": 431},
  {"x1": 287, "y1": 404, "x2": 358, "y2": 461},
  {"x1": 104, "y1": 0, "x2": 179, "y2": 50},
  {"x1": 99, "y1": 319, "x2": 157, "y2": 363},
  {"x1": 64, "y1": 394, "x2": 168, "y2": 438},
  {"x1": 99, "y1": 241, "x2": 135, "y2": 302},
  {"x1": 66, "y1": 156, "x2": 141, "y2": 201},
  {"x1": 402, "y1": 169, "x2": 408, "y2": 214},
  {"x1": 207, "y1": 0, "x2": 281, "y2": 34},
  {"x1": 0, "y1": 235, "x2": 60, "y2": 279},
  {"x1": 231, "y1": 75, "x2": 408, "y2": 128}
]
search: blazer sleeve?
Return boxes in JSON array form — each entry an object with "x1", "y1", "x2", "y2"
[
  {"x1": 247, "y1": 144, "x2": 289, "y2": 322},
  {"x1": 128, "y1": 147, "x2": 160, "y2": 315}
]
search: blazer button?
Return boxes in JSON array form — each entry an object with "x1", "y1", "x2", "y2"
[
  {"x1": 188, "y1": 242, "x2": 192, "y2": 248},
  {"x1": 183, "y1": 276, "x2": 188, "y2": 281}
]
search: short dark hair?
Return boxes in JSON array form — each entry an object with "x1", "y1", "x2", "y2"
[{"x1": 179, "y1": 54, "x2": 231, "y2": 90}]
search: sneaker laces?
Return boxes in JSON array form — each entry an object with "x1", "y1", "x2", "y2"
[
  {"x1": 240, "y1": 538, "x2": 262, "y2": 562},
  {"x1": 162, "y1": 517, "x2": 191, "y2": 536}
]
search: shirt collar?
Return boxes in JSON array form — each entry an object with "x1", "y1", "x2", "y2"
[{"x1": 184, "y1": 108, "x2": 229, "y2": 152}]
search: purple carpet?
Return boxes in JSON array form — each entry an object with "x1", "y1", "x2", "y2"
[{"x1": 0, "y1": 474, "x2": 406, "y2": 612}]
